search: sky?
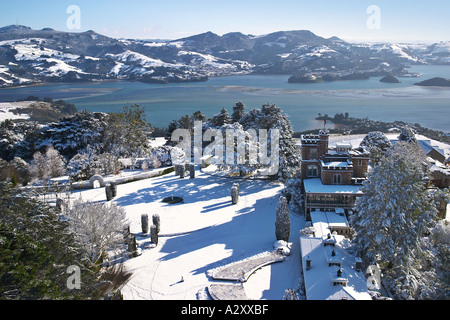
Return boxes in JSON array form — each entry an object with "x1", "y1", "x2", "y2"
[{"x1": 1, "y1": 0, "x2": 449, "y2": 43}]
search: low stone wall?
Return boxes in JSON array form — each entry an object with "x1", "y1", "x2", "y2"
[
  {"x1": 208, "y1": 283, "x2": 249, "y2": 300},
  {"x1": 207, "y1": 251, "x2": 285, "y2": 300},
  {"x1": 71, "y1": 166, "x2": 175, "y2": 190}
]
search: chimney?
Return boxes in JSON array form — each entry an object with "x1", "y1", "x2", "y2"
[{"x1": 355, "y1": 257, "x2": 363, "y2": 272}]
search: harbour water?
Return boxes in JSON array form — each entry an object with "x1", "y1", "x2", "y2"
[{"x1": 1, "y1": 65, "x2": 449, "y2": 132}]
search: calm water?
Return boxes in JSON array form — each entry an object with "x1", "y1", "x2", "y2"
[{"x1": 1, "y1": 65, "x2": 449, "y2": 132}]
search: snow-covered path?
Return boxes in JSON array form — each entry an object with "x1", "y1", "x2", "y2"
[{"x1": 73, "y1": 168, "x2": 304, "y2": 300}]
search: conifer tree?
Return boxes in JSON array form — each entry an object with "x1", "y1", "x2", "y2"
[
  {"x1": 275, "y1": 195, "x2": 290, "y2": 242},
  {"x1": 209, "y1": 107, "x2": 231, "y2": 127},
  {"x1": 351, "y1": 143, "x2": 438, "y2": 299},
  {"x1": 240, "y1": 104, "x2": 300, "y2": 180},
  {"x1": 359, "y1": 131, "x2": 392, "y2": 166},
  {"x1": 231, "y1": 101, "x2": 245, "y2": 123},
  {"x1": 0, "y1": 183, "x2": 100, "y2": 299}
]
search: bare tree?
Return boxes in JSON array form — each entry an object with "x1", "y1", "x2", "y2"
[
  {"x1": 46, "y1": 145, "x2": 66, "y2": 178},
  {"x1": 29, "y1": 151, "x2": 48, "y2": 181},
  {"x1": 66, "y1": 199, "x2": 128, "y2": 266}
]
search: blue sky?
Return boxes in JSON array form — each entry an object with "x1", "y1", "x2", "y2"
[{"x1": 1, "y1": 0, "x2": 449, "y2": 42}]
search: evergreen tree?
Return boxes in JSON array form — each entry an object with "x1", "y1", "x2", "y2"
[
  {"x1": 359, "y1": 131, "x2": 392, "y2": 166},
  {"x1": 240, "y1": 104, "x2": 300, "y2": 180},
  {"x1": 192, "y1": 110, "x2": 206, "y2": 122},
  {"x1": 103, "y1": 104, "x2": 153, "y2": 157},
  {"x1": 209, "y1": 107, "x2": 231, "y2": 127},
  {"x1": 231, "y1": 101, "x2": 245, "y2": 123},
  {"x1": 351, "y1": 143, "x2": 439, "y2": 299},
  {"x1": 0, "y1": 120, "x2": 40, "y2": 161},
  {"x1": 275, "y1": 195, "x2": 290, "y2": 242},
  {"x1": 398, "y1": 126, "x2": 417, "y2": 143},
  {"x1": 0, "y1": 183, "x2": 100, "y2": 299},
  {"x1": 35, "y1": 110, "x2": 107, "y2": 159}
]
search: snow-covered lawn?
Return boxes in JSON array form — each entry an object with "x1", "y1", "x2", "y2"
[{"x1": 71, "y1": 167, "x2": 304, "y2": 300}]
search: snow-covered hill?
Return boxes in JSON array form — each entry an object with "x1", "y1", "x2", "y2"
[{"x1": 0, "y1": 25, "x2": 448, "y2": 87}]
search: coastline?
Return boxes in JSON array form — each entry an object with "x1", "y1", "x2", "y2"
[{"x1": 1, "y1": 70, "x2": 450, "y2": 134}]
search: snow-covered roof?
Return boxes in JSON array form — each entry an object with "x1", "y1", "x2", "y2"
[
  {"x1": 321, "y1": 160, "x2": 353, "y2": 169},
  {"x1": 419, "y1": 140, "x2": 445, "y2": 158},
  {"x1": 310, "y1": 210, "x2": 348, "y2": 238},
  {"x1": 335, "y1": 142, "x2": 352, "y2": 149},
  {"x1": 300, "y1": 211, "x2": 371, "y2": 300},
  {"x1": 303, "y1": 178, "x2": 363, "y2": 194},
  {"x1": 299, "y1": 234, "x2": 371, "y2": 300}
]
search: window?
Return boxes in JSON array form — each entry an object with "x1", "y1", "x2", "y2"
[
  {"x1": 307, "y1": 165, "x2": 318, "y2": 177},
  {"x1": 333, "y1": 174, "x2": 342, "y2": 184}
]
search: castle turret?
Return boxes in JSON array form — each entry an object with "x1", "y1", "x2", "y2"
[{"x1": 318, "y1": 129, "x2": 329, "y2": 158}]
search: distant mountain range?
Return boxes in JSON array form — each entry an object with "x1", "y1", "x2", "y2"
[{"x1": 0, "y1": 25, "x2": 449, "y2": 87}]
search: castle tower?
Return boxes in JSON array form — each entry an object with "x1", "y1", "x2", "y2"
[{"x1": 318, "y1": 129, "x2": 329, "y2": 158}]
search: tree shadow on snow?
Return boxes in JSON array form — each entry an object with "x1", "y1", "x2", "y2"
[{"x1": 114, "y1": 171, "x2": 278, "y2": 212}]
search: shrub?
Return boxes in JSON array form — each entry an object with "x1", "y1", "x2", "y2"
[
  {"x1": 152, "y1": 214, "x2": 160, "y2": 234},
  {"x1": 141, "y1": 214, "x2": 149, "y2": 234},
  {"x1": 150, "y1": 225, "x2": 158, "y2": 245}
]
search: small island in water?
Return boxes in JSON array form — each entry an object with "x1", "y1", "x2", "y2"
[
  {"x1": 380, "y1": 75, "x2": 401, "y2": 83},
  {"x1": 415, "y1": 77, "x2": 450, "y2": 87}
]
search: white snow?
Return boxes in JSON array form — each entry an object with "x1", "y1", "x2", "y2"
[
  {"x1": 168, "y1": 41, "x2": 185, "y2": 48},
  {"x1": 300, "y1": 210, "x2": 371, "y2": 300},
  {"x1": 305, "y1": 46, "x2": 337, "y2": 58},
  {"x1": 277, "y1": 53, "x2": 292, "y2": 59},
  {"x1": 303, "y1": 178, "x2": 362, "y2": 194},
  {"x1": 106, "y1": 50, "x2": 184, "y2": 69},
  {"x1": 47, "y1": 133, "x2": 448, "y2": 300},
  {"x1": 143, "y1": 42, "x2": 168, "y2": 47},
  {"x1": 177, "y1": 50, "x2": 234, "y2": 69},
  {"x1": 371, "y1": 43, "x2": 421, "y2": 63},
  {"x1": 69, "y1": 167, "x2": 304, "y2": 300},
  {"x1": 429, "y1": 41, "x2": 450, "y2": 55},
  {"x1": 0, "y1": 102, "x2": 31, "y2": 121},
  {"x1": 44, "y1": 58, "x2": 86, "y2": 76},
  {"x1": 13, "y1": 43, "x2": 79, "y2": 62},
  {"x1": 263, "y1": 42, "x2": 286, "y2": 48}
]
